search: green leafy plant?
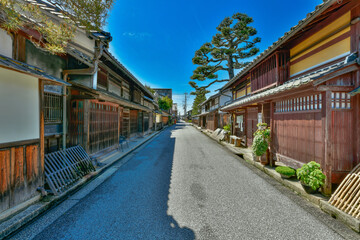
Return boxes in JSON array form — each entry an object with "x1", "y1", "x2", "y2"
[
  {"x1": 296, "y1": 161, "x2": 326, "y2": 190},
  {"x1": 275, "y1": 166, "x2": 296, "y2": 177},
  {"x1": 158, "y1": 96, "x2": 173, "y2": 111},
  {"x1": 223, "y1": 123, "x2": 231, "y2": 132},
  {"x1": 252, "y1": 123, "x2": 270, "y2": 156}
]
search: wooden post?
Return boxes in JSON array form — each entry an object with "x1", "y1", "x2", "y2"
[
  {"x1": 275, "y1": 52, "x2": 279, "y2": 85},
  {"x1": 324, "y1": 91, "x2": 332, "y2": 195},
  {"x1": 83, "y1": 100, "x2": 90, "y2": 153},
  {"x1": 39, "y1": 79, "x2": 45, "y2": 177},
  {"x1": 269, "y1": 101, "x2": 275, "y2": 167}
]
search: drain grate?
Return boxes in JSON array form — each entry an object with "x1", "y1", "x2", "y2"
[{"x1": 44, "y1": 146, "x2": 95, "y2": 195}]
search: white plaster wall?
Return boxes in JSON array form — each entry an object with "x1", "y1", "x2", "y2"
[
  {"x1": 72, "y1": 30, "x2": 95, "y2": 53},
  {"x1": 0, "y1": 68, "x2": 39, "y2": 144},
  {"x1": 0, "y1": 29, "x2": 13, "y2": 58},
  {"x1": 220, "y1": 90, "x2": 232, "y2": 106}
]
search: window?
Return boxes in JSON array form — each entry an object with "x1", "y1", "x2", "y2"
[
  {"x1": 44, "y1": 92, "x2": 62, "y2": 123},
  {"x1": 331, "y1": 92, "x2": 351, "y2": 109},
  {"x1": 236, "y1": 89, "x2": 246, "y2": 99},
  {"x1": 275, "y1": 93, "x2": 322, "y2": 113}
]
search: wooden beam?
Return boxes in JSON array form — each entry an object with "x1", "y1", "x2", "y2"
[
  {"x1": 269, "y1": 102, "x2": 275, "y2": 167},
  {"x1": 315, "y1": 85, "x2": 354, "y2": 91},
  {"x1": 39, "y1": 79, "x2": 45, "y2": 174},
  {"x1": 313, "y1": 65, "x2": 359, "y2": 86},
  {"x1": 0, "y1": 139, "x2": 40, "y2": 149}
]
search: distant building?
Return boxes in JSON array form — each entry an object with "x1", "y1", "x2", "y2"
[
  {"x1": 153, "y1": 88, "x2": 173, "y2": 114},
  {"x1": 153, "y1": 88, "x2": 172, "y2": 100}
]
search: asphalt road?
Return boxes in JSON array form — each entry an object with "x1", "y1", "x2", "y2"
[{"x1": 10, "y1": 123, "x2": 360, "y2": 239}]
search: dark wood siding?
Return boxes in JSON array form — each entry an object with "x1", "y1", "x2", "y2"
[
  {"x1": 250, "y1": 51, "x2": 289, "y2": 92},
  {"x1": 273, "y1": 111, "x2": 323, "y2": 165},
  {"x1": 88, "y1": 102, "x2": 119, "y2": 154},
  {"x1": 130, "y1": 110, "x2": 138, "y2": 134},
  {"x1": 331, "y1": 110, "x2": 354, "y2": 172},
  {"x1": 206, "y1": 113, "x2": 218, "y2": 131},
  {"x1": 0, "y1": 142, "x2": 42, "y2": 213},
  {"x1": 246, "y1": 107, "x2": 258, "y2": 146}
]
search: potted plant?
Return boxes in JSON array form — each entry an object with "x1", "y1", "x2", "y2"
[
  {"x1": 275, "y1": 166, "x2": 296, "y2": 179},
  {"x1": 252, "y1": 123, "x2": 271, "y2": 165},
  {"x1": 223, "y1": 123, "x2": 231, "y2": 142},
  {"x1": 296, "y1": 161, "x2": 326, "y2": 194}
]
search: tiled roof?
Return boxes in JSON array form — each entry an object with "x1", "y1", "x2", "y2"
[
  {"x1": 199, "y1": 92, "x2": 220, "y2": 106},
  {"x1": 221, "y1": 0, "x2": 336, "y2": 91},
  {"x1": 0, "y1": 54, "x2": 70, "y2": 85},
  {"x1": 221, "y1": 61, "x2": 346, "y2": 111},
  {"x1": 25, "y1": 0, "x2": 112, "y2": 41}
]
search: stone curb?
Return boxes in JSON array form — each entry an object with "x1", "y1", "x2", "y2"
[
  {"x1": 0, "y1": 127, "x2": 166, "y2": 240},
  {"x1": 193, "y1": 125, "x2": 360, "y2": 233}
]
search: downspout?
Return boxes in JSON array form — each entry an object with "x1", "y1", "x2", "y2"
[{"x1": 62, "y1": 41, "x2": 105, "y2": 150}]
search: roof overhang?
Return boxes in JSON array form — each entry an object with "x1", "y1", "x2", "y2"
[
  {"x1": 221, "y1": 0, "x2": 338, "y2": 91},
  {"x1": 0, "y1": 54, "x2": 70, "y2": 86},
  {"x1": 222, "y1": 60, "x2": 357, "y2": 111}
]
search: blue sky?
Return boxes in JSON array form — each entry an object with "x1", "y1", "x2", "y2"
[{"x1": 107, "y1": 0, "x2": 323, "y2": 114}]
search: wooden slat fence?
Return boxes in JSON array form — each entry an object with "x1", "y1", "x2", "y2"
[
  {"x1": 44, "y1": 145, "x2": 95, "y2": 195},
  {"x1": 329, "y1": 163, "x2": 360, "y2": 219}
]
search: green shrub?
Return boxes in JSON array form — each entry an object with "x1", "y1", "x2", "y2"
[
  {"x1": 297, "y1": 161, "x2": 326, "y2": 190},
  {"x1": 275, "y1": 166, "x2": 296, "y2": 177},
  {"x1": 223, "y1": 124, "x2": 231, "y2": 132},
  {"x1": 252, "y1": 123, "x2": 271, "y2": 156}
]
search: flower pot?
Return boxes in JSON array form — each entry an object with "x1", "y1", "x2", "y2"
[
  {"x1": 259, "y1": 148, "x2": 270, "y2": 165},
  {"x1": 301, "y1": 182, "x2": 318, "y2": 194}
]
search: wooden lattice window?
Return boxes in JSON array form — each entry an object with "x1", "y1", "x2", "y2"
[
  {"x1": 130, "y1": 110, "x2": 138, "y2": 134},
  {"x1": 97, "y1": 69, "x2": 108, "y2": 90},
  {"x1": 331, "y1": 92, "x2": 351, "y2": 109},
  {"x1": 133, "y1": 90, "x2": 141, "y2": 103},
  {"x1": 275, "y1": 93, "x2": 322, "y2": 113},
  {"x1": 122, "y1": 108, "x2": 130, "y2": 137},
  {"x1": 44, "y1": 92, "x2": 62, "y2": 123},
  {"x1": 89, "y1": 102, "x2": 119, "y2": 153}
]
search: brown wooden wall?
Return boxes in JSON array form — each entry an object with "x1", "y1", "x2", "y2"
[
  {"x1": 330, "y1": 110, "x2": 354, "y2": 182},
  {"x1": 0, "y1": 142, "x2": 43, "y2": 213},
  {"x1": 162, "y1": 116, "x2": 169, "y2": 125},
  {"x1": 206, "y1": 113, "x2": 218, "y2": 131},
  {"x1": 122, "y1": 108, "x2": 130, "y2": 137},
  {"x1": 246, "y1": 107, "x2": 258, "y2": 146},
  {"x1": 88, "y1": 101, "x2": 119, "y2": 154},
  {"x1": 130, "y1": 110, "x2": 138, "y2": 134},
  {"x1": 273, "y1": 111, "x2": 323, "y2": 165}
]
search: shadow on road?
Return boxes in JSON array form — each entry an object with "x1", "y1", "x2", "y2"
[{"x1": 29, "y1": 123, "x2": 195, "y2": 240}]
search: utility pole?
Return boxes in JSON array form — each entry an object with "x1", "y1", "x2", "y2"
[{"x1": 183, "y1": 92, "x2": 188, "y2": 118}]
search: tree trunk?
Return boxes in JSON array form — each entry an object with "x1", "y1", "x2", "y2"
[{"x1": 227, "y1": 55, "x2": 235, "y2": 79}]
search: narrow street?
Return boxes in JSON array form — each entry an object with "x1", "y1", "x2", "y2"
[{"x1": 10, "y1": 123, "x2": 358, "y2": 240}]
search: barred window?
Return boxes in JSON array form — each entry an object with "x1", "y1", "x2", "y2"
[
  {"x1": 44, "y1": 92, "x2": 63, "y2": 123},
  {"x1": 275, "y1": 93, "x2": 322, "y2": 113},
  {"x1": 332, "y1": 92, "x2": 351, "y2": 109}
]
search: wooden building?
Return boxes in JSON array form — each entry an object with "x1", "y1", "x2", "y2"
[
  {"x1": 6, "y1": 0, "x2": 155, "y2": 157},
  {"x1": 194, "y1": 91, "x2": 232, "y2": 131},
  {"x1": 221, "y1": 0, "x2": 360, "y2": 194},
  {"x1": 0, "y1": 27, "x2": 69, "y2": 214},
  {"x1": 0, "y1": 0, "x2": 156, "y2": 215},
  {"x1": 67, "y1": 49, "x2": 155, "y2": 155}
]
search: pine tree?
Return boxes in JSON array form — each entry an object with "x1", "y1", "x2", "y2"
[
  {"x1": 191, "y1": 88, "x2": 209, "y2": 115},
  {"x1": 189, "y1": 13, "x2": 260, "y2": 91}
]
